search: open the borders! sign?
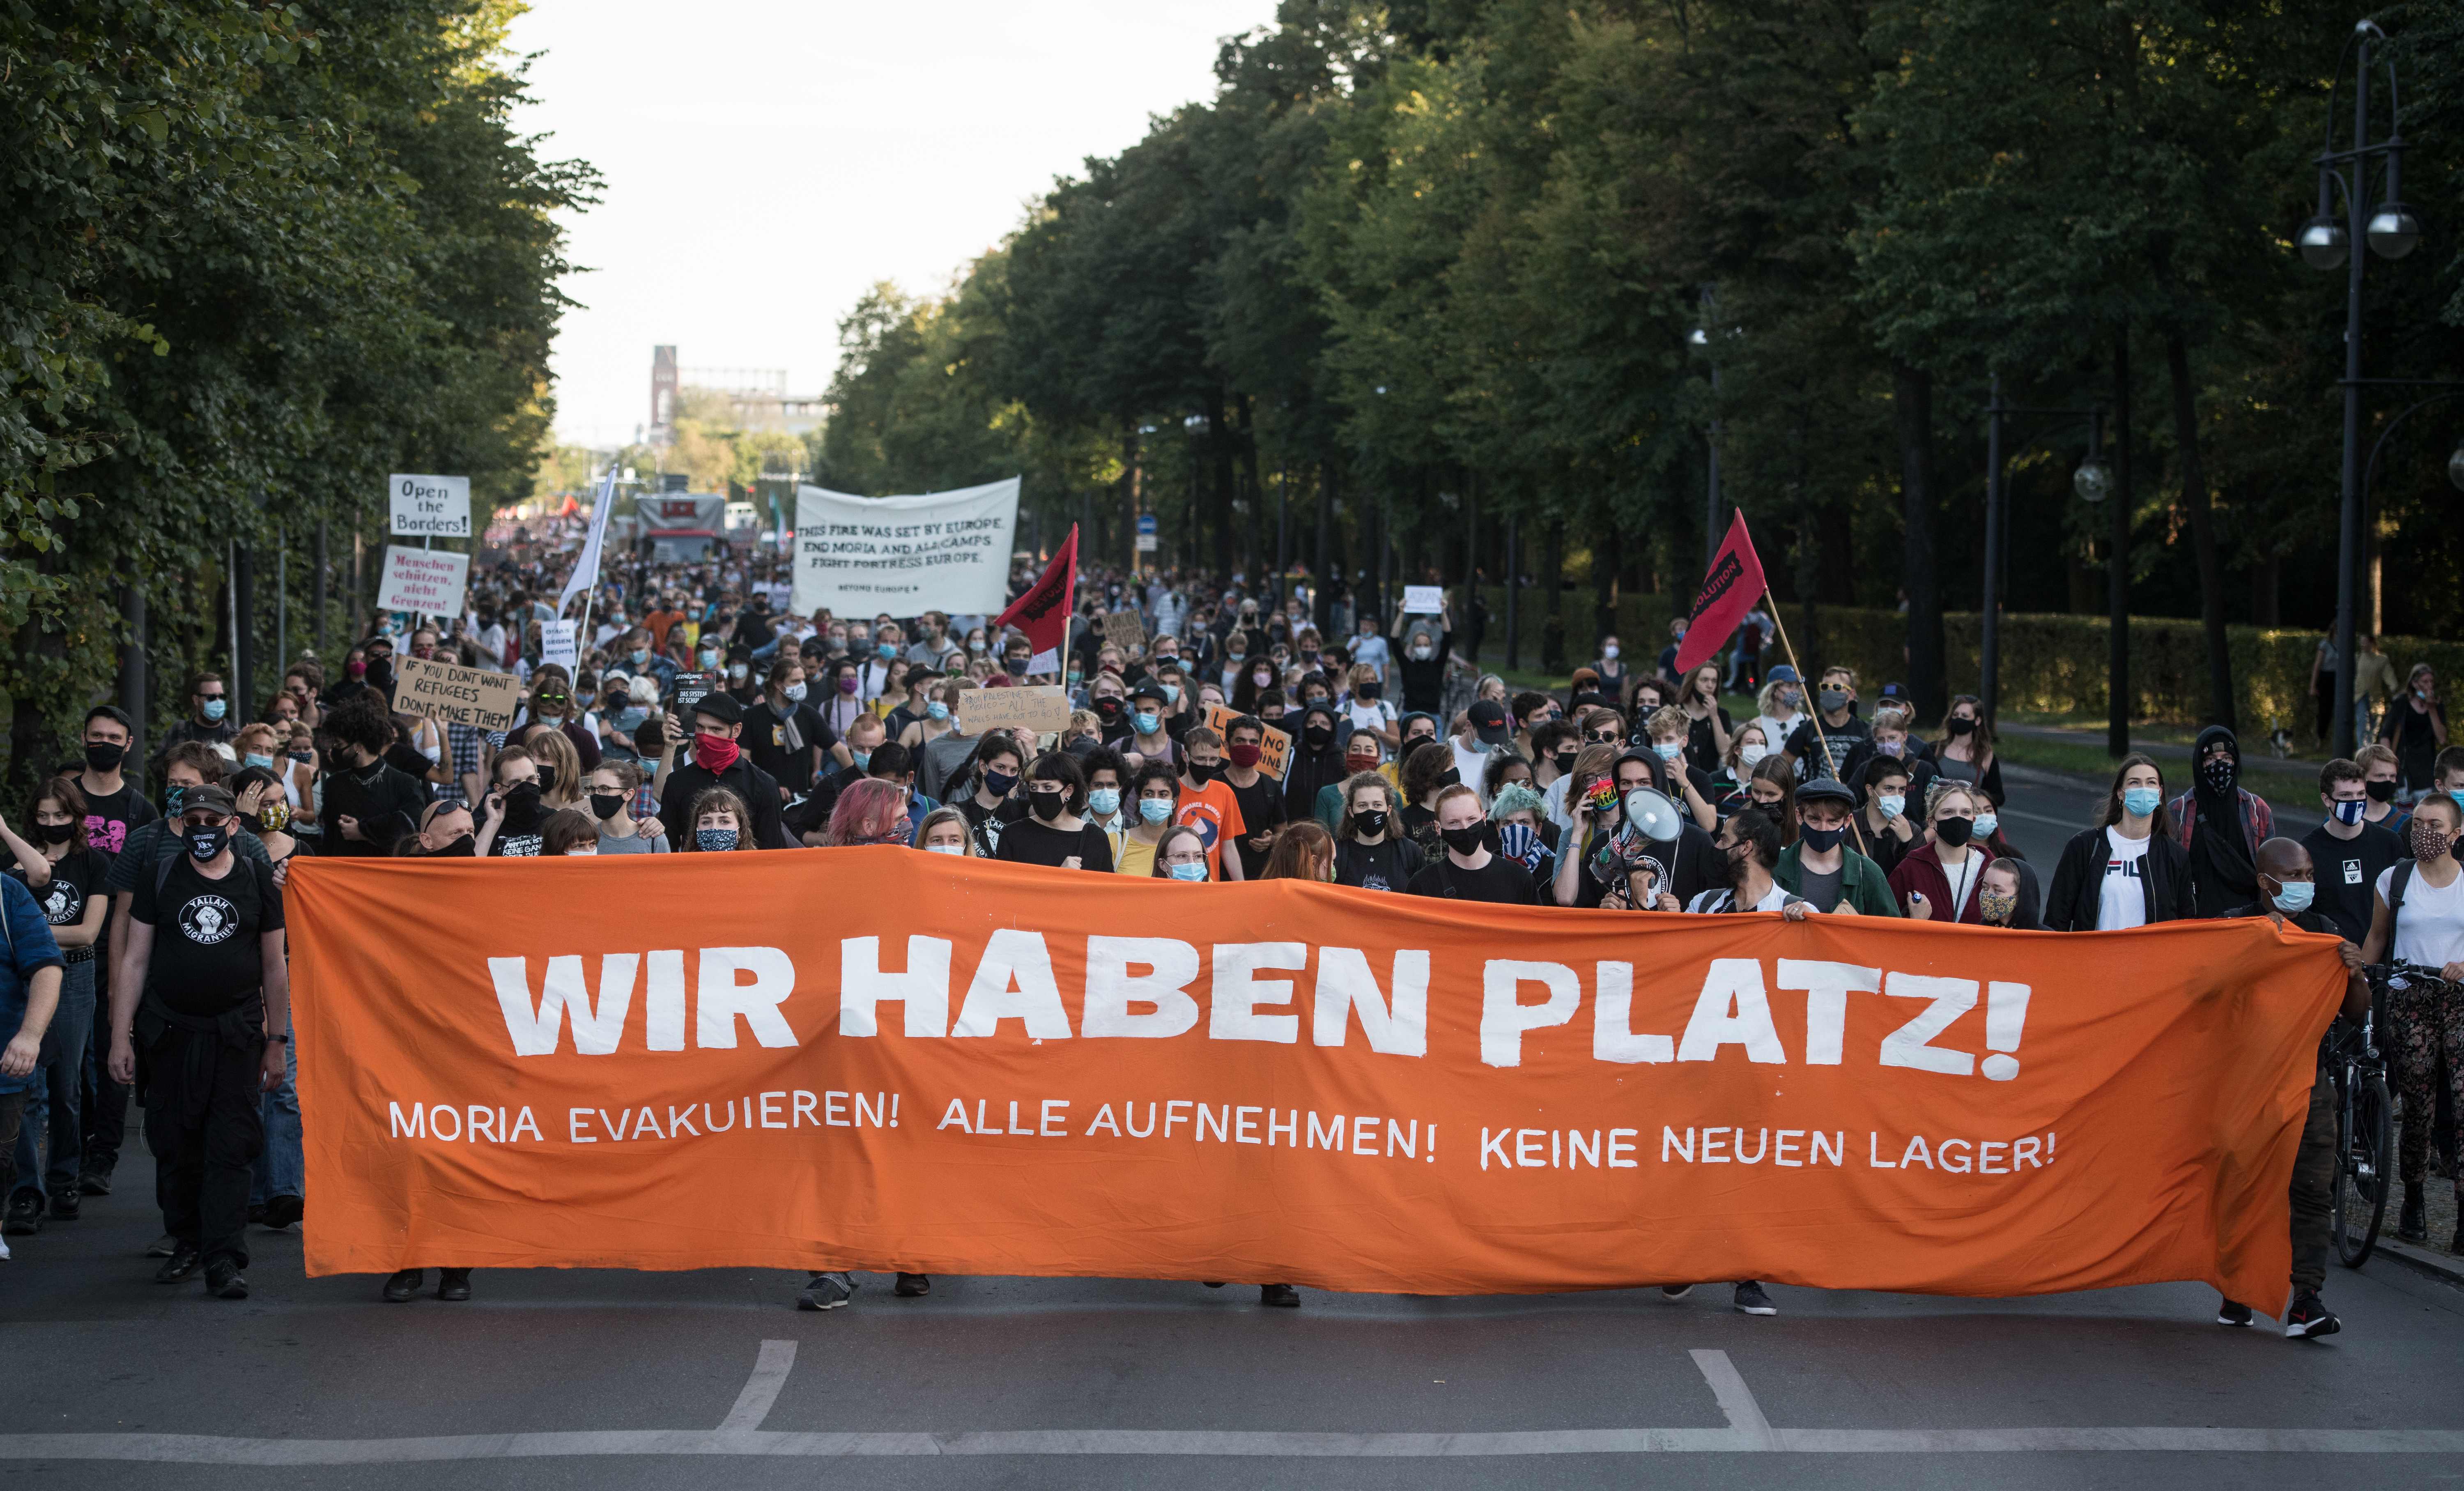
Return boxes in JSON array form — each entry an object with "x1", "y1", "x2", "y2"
[{"x1": 289, "y1": 850, "x2": 2342, "y2": 1305}]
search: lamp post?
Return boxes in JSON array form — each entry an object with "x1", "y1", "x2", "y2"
[
  {"x1": 1691, "y1": 286, "x2": 1721, "y2": 571},
  {"x1": 1979, "y1": 377, "x2": 2105, "y2": 722},
  {"x1": 2300, "y1": 19, "x2": 2426, "y2": 759}
]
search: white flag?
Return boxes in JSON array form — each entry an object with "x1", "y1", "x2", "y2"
[{"x1": 558, "y1": 467, "x2": 618, "y2": 619}]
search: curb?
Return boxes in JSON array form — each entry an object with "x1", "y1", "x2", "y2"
[{"x1": 2370, "y1": 1236, "x2": 2464, "y2": 1289}]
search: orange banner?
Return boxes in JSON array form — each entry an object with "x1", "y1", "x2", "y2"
[{"x1": 288, "y1": 849, "x2": 2345, "y2": 1304}]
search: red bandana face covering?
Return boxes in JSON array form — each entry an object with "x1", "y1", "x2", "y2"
[{"x1": 693, "y1": 732, "x2": 741, "y2": 773}]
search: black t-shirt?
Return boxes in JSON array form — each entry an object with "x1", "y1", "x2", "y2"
[
  {"x1": 1786, "y1": 712, "x2": 1870, "y2": 780},
  {"x1": 1335, "y1": 835, "x2": 1424, "y2": 893},
  {"x1": 743, "y1": 699, "x2": 835, "y2": 793},
  {"x1": 956, "y1": 794, "x2": 1029, "y2": 858},
  {"x1": 133, "y1": 854, "x2": 283, "y2": 1016},
  {"x1": 1683, "y1": 709, "x2": 1733, "y2": 776},
  {"x1": 7, "y1": 848, "x2": 111, "y2": 942},
  {"x1": 1224, "y1": 771, "x2": 1285, "y2": 880},
  {"x1": 2301, "y1": 821, "x2": 2407, "y2": 944},
  {"x1": 1407, "y1": 851, "x2": 1540, "y2": 904},
  {"x1": 76, "y1": 780, "x2": 156, "y2": 858},
  {"x1": 993, "y1": 818, "x2": 1116, "y2": 872}
]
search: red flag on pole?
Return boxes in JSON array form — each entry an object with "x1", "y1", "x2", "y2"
[
  {"x1": 1673, "y1": 512, "x2": 1769, "y2": 678},
  {"x1": 995, "y1": 524, "x2": 1079, "y2": 675}
]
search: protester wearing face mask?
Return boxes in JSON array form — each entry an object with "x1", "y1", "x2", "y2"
[
  {"x1": 1118, "y1": 679, "x2": 1177, "y2": 772},
  {"x1": 538, "y1": 810, "x2": 602, "y2": 857},
  {"x1": 1447, "y1": 700, "x2": 1513, "y2": 808},
  {"x1": 1283, "y1": 702, "x2": 1346, "y2": 820},
  {"x1": 1219, "y1": 717, "x2": 1285, "y2": 880},
  {"x1": 150, "y1": 671, "x2": 238, "y2": 773},
  {"x1": 1397, "y1": 739, "x2": 1459, "y2": 855},
  {"x1": 1685, "y1": 807, "x2": 1810, "y2": 925},
  {"x1": 822, "y1": 779, "x2": 915, "y2": 849},
  {"x1": 1111, "y1": 761, "x2": 1183, "y2": 877},
  {"x1": 1887, "y1": 782, "x2": 1995, "y2": 923},
  {"x1": 2302, "y1": 759, "x2": 2405, "y2": 943},
  {"x1": 2385, "y1": 663, "x2": 2446, "y2": 801},
  {"x1": 107, "y1": 784, "x2": 287, "y2": 1301},
  {"x1": 1486, "y1": 783, "x2": 1558, "y2": 893},
  {"x1": 476, "y1": 748, "x2": 550, "y2": 858},
  {"x1": 1643, "y1": 706, "x2": 1722, "y2": 833},
  {"x1": 586, "y1": 762, "x2": 669, "y2": 854},
  {"x1": 954, "y1": 737, "x2": 1030, "y2": 859},
  {"x1": 915, "y1": 806, "x2": 977, "y2": 856},
  {"x1": 2352, "y1": 743, "x2": 2408, "y2": 837},
  {"x1": 1340, "y1": 662, "x2": 1400, "y2": 750},
  {"x1": 1556, "y1": 748, "x2": 1728, "y2": 911},
  {"x1": 1389, "y1": 604, "x2": 1458, "y2": 718},
  {"x1": 1312, "y1": 732, "x2": 1385, "y2": 833},
  {"x1": 1748, "y1": 668, "x2": 1808, "y2": 763},
  {"x1": 1837, "y1": 704, "x2": 1912, "y2": 792},
  {"x1": 2166, "y1": 726, "x2": 2273, "y2": 918},
  {"x1": 0, "y1": 778, "x2": 108, "y2": 1231},
  {"x1": 2201, "y1": 838, "x2": 2370, "y2": 1336},
  {"x1": 1910, "y1": 695, "x2": 2002, "y2": 811},
  {"x1": 744, "y1": 656, "x2": 833, "y2": 800},
  {"x1": 1402, "y1": 785, "x2": 1537, "y2": 903},
  {"x1": 1781, "y1": 667, "x2": 1868, "y2": 781},
  {"x1": 1710, "y1": 724, "x2": 1772, "y2": 823},
  {"x1": 73, "y1": 705, "x2": 154, "y2": 861},
  {"x1": 2361, "y1": 791, "x2": 2464, "y2": 1252},
  {"x1": 1081, "y1": 750, "x2": 1129, "y2": 862},
  {"x1": 409, "y1": 801, "x2": 476, "y2": 858},
  {"x1": 315, "y1": 697, "x2": 429, "y2": 858},
  {"x1": 657, "y1": 694, "x2": 789, "y2": 851},
  {"x1": 1675, "y1": 662, "x2": 1733, "y2": 775},
  {"x1": 1331, "y1": 772, "x2": 1424, "y2": 892},
  {"x1": 2045, "y1": 755, "x2": 2195, "y2": 931},
  {"x1": 993, "y1": 753, "x2": 1113, "y2": 871},
  {"x1": 682, "y1": 789, "x2": 759, "y2": 854},
  {"x1": 1855, "y1": 759, "x2": 1919, "y2": 875},
  {"x1": 233, "y1": 722, "x2": 313, "y2": 830},
  {"x1": 1174, "y1": 727, "x2": 1248, "y2": 882},
  {"x1": 1153, "y1": 824, "x2": 1214, "y2": 884},
  {"x1": 1774, "y1": 779, "x2": 1899, "y2": 916}
]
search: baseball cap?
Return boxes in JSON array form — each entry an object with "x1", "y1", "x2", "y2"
[
  {"x1": 181, "y1": 785, "x2": 237, "y2": 819},
  {"x1": 1766, "y1": 664, "x2": 1801, "y2": 685},
  {"x1": 1469, "y1": 699, "x2": 1515, "y2": 747}
]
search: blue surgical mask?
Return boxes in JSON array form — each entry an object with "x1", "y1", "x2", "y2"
[
  {"x1": 2332, "y1": 799, "x2": 2366, "y2": 826},
  {"x1": 1877, "y1": 793, "x2": 1906, "y2": 821},
  {"x1": 926, "y1": 702, "x2": 950, "y2": 722},
  {"x1": 243, "y1": 752, "x2": 274, "y2": 770},
  {"x1": 2122, "y1": 787, "x2": 2163, "y2": 818},
  {"x1": 630, "y1": 649, "x2": 650, "y2": 665},
  {"x1": 1971, "y1": 812, "x2": 1999, "y2": 839},
  {"x1": 925, "y1": 842, "x2": 965, "y2": 856},
  {"x1": 1087, "y1": 787, "x2": 1122, "y2": 817},
  {"x1": 696, "y1": 827, "x2": 740, "y2": 852},
  {"x1": 851, "y1": 750, "x2": 872, "y2": 771},
  {"x1": 1132, "y1": 711, "x2": 1161, "y2": 734},
  {"x1": 201, "y1": 698, "x2": 227, "y2": 722},
  {"x1": 1139, "y1": 797, "x2": 1174, "y2": 825},
  {"x1": 1168, "y1": 861, "x2": 1208, "y2": 882},
  {"x1": 1160, "y1": 683, "x2": 1181, "y2": 705},
  {"x1": 1652, "y1": 741, "x2": 1683, "y2": 763},
  {"x1": 2272, "y1": 879, "x2": 2317, "y2": 914}
]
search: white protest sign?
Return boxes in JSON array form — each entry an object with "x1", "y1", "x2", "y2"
[
  {"x1": 958, "y1": 685, "x2": 1073, "y2": 736},
  {"x1": 388, "y1": 474, "x2": 471, "y2": 538},
  {"x1": 377, "y1": 545, "x2": 470, "y2": 618},
  {"x1": 1403, "y1": 584, "x2": 1446, "y2": 615},
  {"x1": 792, "y1": 477, "x2": 1018, "y2": 617},
  {"x1": 539, "y1": 620, "x2": 578, "y2": 673}
]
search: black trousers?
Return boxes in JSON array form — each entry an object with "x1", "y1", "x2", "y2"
[
  {"x1": 143, "y1": 1022, "x2": 264, "y2": 1268},
  {"x1": 81, "y1": 989, "x2": 129, "y2": 1175}
]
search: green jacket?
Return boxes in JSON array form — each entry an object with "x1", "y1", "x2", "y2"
[{"x1": 1774, "y1": 842, "x2": 1901, "y2": 917}]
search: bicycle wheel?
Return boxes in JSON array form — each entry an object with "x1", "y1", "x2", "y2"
[{"x1": 2335, "y1": 1071, "x2": 2394, "y2": 1268}]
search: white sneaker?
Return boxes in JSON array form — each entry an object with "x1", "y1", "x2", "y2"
[{"x1": 0, "y1": 1234, "x2": 11, "y2": 1260}]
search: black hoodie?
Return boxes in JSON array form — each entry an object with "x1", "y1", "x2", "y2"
[{"x1": 2184, "y1": 724, "x2": 2258, "y2": 917}]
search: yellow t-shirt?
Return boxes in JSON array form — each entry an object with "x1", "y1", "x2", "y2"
[{"x1": 1114, "y1": 834, "x2": 1160, "y2": 878}]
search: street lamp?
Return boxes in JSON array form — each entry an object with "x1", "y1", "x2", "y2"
[
  {"x1": 2450, "y1": 436, "x2": 2464, "y2": 491},
  {"x1": 2303, "y1": 18, "x2": 2432, "y2": 758},
  {"x1": 2071, "y1": 455, "x2": 2113, "y2": 504}
]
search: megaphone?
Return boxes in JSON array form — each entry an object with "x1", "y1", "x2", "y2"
[{"x1": 1623, "y1": 786, "x2": 1685, "y2": 844}]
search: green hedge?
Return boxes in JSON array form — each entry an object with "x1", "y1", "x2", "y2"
[{"x1": 1458, "y1": 585, "x2": 2455, "y2": 736}]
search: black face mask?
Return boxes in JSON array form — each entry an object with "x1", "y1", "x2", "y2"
[
  {"x1": 503, "y1": 781, "x2": 543, "y2": 827},
  {"x1": 2200, "y1": 757, "x2": 2236, "y2": 794},
  {"x1": 34, "y1": 820, "x2": 74, "y2": 845},
  {"x1": 1186, "y1": 761, "x2": 1217, "y2": 787},
  {"x1": 588, "y1": 792, "x2": 628, "y2": 821},
  {"x1": 1552, "y1": 750, "x2": 1577, "y2": 777},
  {"x1": 1943, "y1": 716, "x2": 1976, "y2": 738},
  {"x1": 1030, "y1": 792, "x2": 1067, "y2": 822},
  {"x1": 1406, "y1": 734, "x2": 1434, "y2": 754},
  {"x1": 1303, "y1": 724, "x2": 1334, "y2": 751},
  {"x1": 186, "y1": 822, "x2": 229, "y2": 862},
  {"x1": 427, "y1": 834, "x2": 477, "y2": 857},
  {"x1": 2366, "y1": 779, "x2": 2399, "y2": 803},
  {"x1": 1934, "y1": 817, "x2": 1975, "y2": 848},
  {"x1": 536, "y1": 764, "x2": 559, "y2": 796},
  {"x1": 1440, "y1": 824, "x2": 1487, "y2": 855},
  {"x1": 1799, "y1": 824, "x2": 1846, "y2": 853},
  {"x1": 1438, "y1": 767, "x2": 1461, "y2": 789},
  {"x1": 1353, "y1": 807, "x2": 1389, "y2": 838},
  {"x1": 1094, "y1": 697, "x2": 1124, "y2": 718},
  {"x1": 83, "y1": 741, "x2": 126, "y2": 772}
]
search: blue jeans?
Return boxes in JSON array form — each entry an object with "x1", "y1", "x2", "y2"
[
  {"x1": 250, "y1": 1020, "x2": 302, "y2": 1207},
  {"x1": 11, "y1": 957, "x2": 93, "y2": 1201}
]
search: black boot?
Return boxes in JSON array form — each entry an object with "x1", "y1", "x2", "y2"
[{"x1": 2398, "y1": 1183, "x2": 2428, "y2": 1243}]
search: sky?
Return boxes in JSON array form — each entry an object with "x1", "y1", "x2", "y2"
[{"x1": 505, "y1": 0, "x2": 1278, "y2": 450}]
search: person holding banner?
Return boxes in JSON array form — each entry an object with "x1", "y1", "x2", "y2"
[{"x1": 1406, "y1": 785, "x2": 1538, "y2": 904}]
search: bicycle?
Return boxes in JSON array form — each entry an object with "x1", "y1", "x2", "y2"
[{"x1": 2333, "y1": 963, "x2": 2430, "y2": 1267}]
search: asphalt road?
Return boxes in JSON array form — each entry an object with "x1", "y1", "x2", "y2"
[{"x1": 6, "y1": 759, "x2": 2450, "y2": 1491}]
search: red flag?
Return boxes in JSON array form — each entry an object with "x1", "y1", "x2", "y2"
[
  {"x1": 1673, "y1": 512, "x2": 1768, "y2": 677},
  {"x1": 995, "y1": 525, "x2": 1078, "y2": 673}
]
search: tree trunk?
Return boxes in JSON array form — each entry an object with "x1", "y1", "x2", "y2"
[
  {"x1": 1894, "y1": 361, "x2": 1944, "y2": 717},
  {"x1": 2166, "y1": 329, "x2": 2234, "y2": 731},
  {"x1": 2108, "y1": 329, "x2": 2134, "y2": 757},
  {"x1": 1315, "y1": 460, "x2": 1334, "y2": 633},
  {"x1": 1540, "y1": 518, "x2": 1568, "y2": 672},
  {"x1": 1234, "y1": 393, "x2": 1262, "y2": 583}
]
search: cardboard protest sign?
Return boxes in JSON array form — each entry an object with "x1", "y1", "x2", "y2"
[
  {"x1": 378, "y1": 546, "x2": 470, "y2": 618},
  {"x1": 290, "y1": 851, "x2": 2345, "y2": 1307},
  {"x1": 1402, "y1": 584, "x2": 1446, "y2": 616},
  {"x1": 394, "y1": 656, "x2": 521, "y2": 732},
  {"x1": 1101, "y1": 610, "x2": 1147, "y2": 656},
  {"x1": 960, "y1": 685, "x2": 1073, "y2": 736},
  {"x1": 1204, "y1": 702, "x2": 1291, "y2": 779}
]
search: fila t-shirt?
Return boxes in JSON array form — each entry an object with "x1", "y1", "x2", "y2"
[
  {"x1": 133, "y1": 854, "x2": 282, "y2": 1017},
  {"x1": 2096, "y1": 827, "x2": 2151, "y2": 930}
]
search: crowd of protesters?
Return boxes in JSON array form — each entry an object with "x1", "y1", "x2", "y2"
[{"x1": 0, "y1": 536, "x2": 2452, "y2": 1344}]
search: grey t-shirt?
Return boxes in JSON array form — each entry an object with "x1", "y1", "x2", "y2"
[
  {"x1": 921, "y1": 732, "x2": 981, "y2": 803},
  {"x1": 1795, "y1": 863, "x2": 1845, "y2": 913},
  {"x1": 595, "y1": 826, "x2": 670, "y2": 854}
]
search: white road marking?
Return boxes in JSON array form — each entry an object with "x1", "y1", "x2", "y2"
[
  {"x1": 717, "y1": 1340, "x2": 797, "y2": 1431},
  {"x1": 4, "y1": 1345, "x2": 2461, "y2": 1461}
]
